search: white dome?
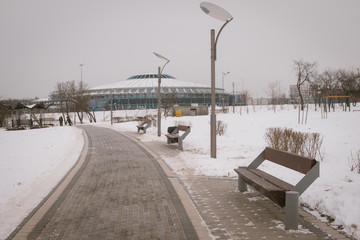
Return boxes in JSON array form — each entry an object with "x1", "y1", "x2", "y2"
[{"x1": 90, "y1": 73, "x2": 213, "y2": 94}]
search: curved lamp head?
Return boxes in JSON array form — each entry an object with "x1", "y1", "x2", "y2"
[
  {"x1": 200, "y1": 2, "x2": 233, "y2": 22},
  {"x1": 153, "y1": 52, "x2": 170, "y2": 63}
]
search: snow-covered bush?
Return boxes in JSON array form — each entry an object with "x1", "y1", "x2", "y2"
[
  {"x1": 264, "y1": 127, "x2": 324, "y2": 160},
  {"x1": 173, "y1": 120, "x2": 192, "y2": 127},
  {"x1": 348, "y1": 150, "x2": 360, "y2": 173},
  {"x1": 216, "y1": 120, "x2": 227, "y2": 136}
]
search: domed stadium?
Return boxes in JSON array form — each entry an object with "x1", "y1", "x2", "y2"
[{"x1": 89, "y1": 73, "x2": 226, "y2": 110}]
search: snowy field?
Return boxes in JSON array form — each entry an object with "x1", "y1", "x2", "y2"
[
  {"x1": 0, "y1": 127, "x2": 84, "y2": 239},
  {"x1": 0, "y1": 105, "x2": 359, "y2": 239}
]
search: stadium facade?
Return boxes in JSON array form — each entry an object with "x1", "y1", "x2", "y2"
[{"x1": 88, "y1": 73, "x2": 230, "y2": 111}]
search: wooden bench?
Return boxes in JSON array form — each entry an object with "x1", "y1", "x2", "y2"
[
  {"x1": 165, "y1": 125, "x2": 191, "y2": 150},
  {"x1": 20, "y1": 119, "x2": 33, "y2": 127},
  {"x1": 42, "y1": 117, "x2": 56, "y2": 127},
  {"x1": 136, "y1": 120, "x2": 151, "y2": 133},
  {"x1": 234, "y1": 147, "x2": 319, "y2": 230},
  {"x1": 113, "y1": 117, "x2": 124, "y2": 123}
]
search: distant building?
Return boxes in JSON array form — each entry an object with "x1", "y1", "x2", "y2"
[
  {"x1": 88, "y1": 73, "x2": 226, "y2": 111},
  {"x1": 31, "y1": 98, "x2": 59, "y2": 112},
  {"x1": 289, "y1": 84, "x2": 311, "y2": 103},
  {"x1": 229, "y1": 91, "x2": 247, "y2": 106}
]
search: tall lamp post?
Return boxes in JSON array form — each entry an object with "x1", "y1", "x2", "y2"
[
  {"x1": 80, "y1": 64, "x2": 84, "y2": 81},
  {"x1": 110, "y1": 89, "x2": 114, "y2": 125},
  {"x1": 153, "y1": 52, "x2": 170, "y2": 137},
  {"x1": 77, "y1": 64, "x2": 84, "y2": 125},
  {"x1": 222, "y1": 71, "x2": 230, "y2": 108},
  {"x1": 200, "y1": 2, "x2": 233, "y2": 158}
]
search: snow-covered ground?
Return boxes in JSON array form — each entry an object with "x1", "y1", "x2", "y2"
[
  {"x1": 0, "y1": 127, "x2": 84, "y2": 239},
  {"x1": 0, "y1": 105, "x2": 359, "y2": 239}
]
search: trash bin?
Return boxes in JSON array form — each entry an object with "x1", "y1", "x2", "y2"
[
  {"x1": 167, "y1": 126, "x2": 177, "y2": 134},
  {"x1": 175, "y1": 110, "x2": 182, "y2": 117},
  {"x1": 190, "y1": 109, "x2": 196, "y2": 116}
]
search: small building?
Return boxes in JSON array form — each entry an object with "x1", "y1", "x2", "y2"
[{"x1": 173, "y1": 105, "x2": 208, "y2": 116}]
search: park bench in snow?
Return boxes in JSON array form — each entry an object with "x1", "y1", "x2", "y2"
[
  {"x1": 136, "y1": 120, "x2": 151, "y2": 133},
  {"x1": 234, "y1": 147, "x2": 319, "y2": 230},
  {"x1": 165, "y1": 125, "x2": 190, "y2": 150}
]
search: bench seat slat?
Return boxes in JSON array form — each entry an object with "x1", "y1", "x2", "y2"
[
  {"x1": 166, "y1": 134, "x2": 179, "y2": 143},
  {"x1": 166, "y1": 134, "x2": 178, "y2": 139},
  {"x1": 248, "y1": 169, "x2": 293, "y2": 191},
  {"x1": 235, "y1": 167, "x2": 286, "y2": 207}
]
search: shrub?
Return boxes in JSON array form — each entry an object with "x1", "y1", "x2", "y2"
[
  {"x1": 173, "y1": 120, "x2": 192, "y2": 127},
  {"x1": 216, "y1": 120, "x2": 227, "y2": 136},
  {"x1": 265, "y1": 127, "x2": 324, "y2": 160},
  {"x1": 348, "y1": 150, "x2": 360, "y2": 173}
]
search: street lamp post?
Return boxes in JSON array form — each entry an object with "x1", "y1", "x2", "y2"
[
  {"x1": 222, "y1": 71, "x2": 230, "y2": 108},
  {"x1": 232, "y1": 82, "x2": 235, "y2": 113},
  {"x1": 80, "y1": 64, "x2": 84, "y2": 81},
  {"x1": 153, "y1": 52, "x2": 170, "y2": 137},
  {"x1": 110, "y1": 89, "x2": 114, "y2": 125},
  {"x1": 200, "y1": 2, "x2": 233, "y2": 158},
  {"x1": 77, "y1": 64, "x2": 84, "y2": 125}
]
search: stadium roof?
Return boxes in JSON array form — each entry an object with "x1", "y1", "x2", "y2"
[{"x1": 90, "y1": 73, "x2": 216, "y2": 95}]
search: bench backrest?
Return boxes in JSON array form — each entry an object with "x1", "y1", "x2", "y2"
[
  {"x1": 264, "y1": 147, "x2": 317, "y2": 174},
  {"x1": 178, "y1": 125, "x2": 190, "y2": 132},
  {"x1": 247, "y1": 147, "x2": 319, "y2": 196},
  {"x1": 44, "y1": 118, "x2": 56, "y2": 122},
  {"x1": 20, "y1": 119, "x2": 32, "y2": 125}
]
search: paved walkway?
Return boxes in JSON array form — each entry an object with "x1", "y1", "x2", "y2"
[
  {"x1": 9, "y1": 125, "x2": 352, "y2": 240},
  {"x1": 10, "y1": 125, "x2": 197, "y2": 240},
  {"x1": 128, "y1": 132, "x2": 351, "y2": 240}
]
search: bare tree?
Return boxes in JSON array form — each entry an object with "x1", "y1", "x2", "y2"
[
  {"x1": 335, "y1": 68, "x2": 360, "y2": 109},
  {"x1": 163, "y1": 91, "x2": 177, "y2": 117},
  {"x1": 0, "y1": 101, "x2": 12, "y2": 128},
  {"x1": 294, "y1": 60, "x2": 317, "y2": 111},
  {"x1": 267, "y1": 81, "x2": 278, "y2": 105},
  {"x1": 68, "y1": 80, "x2": 91, "y2": 124},
  {"x1": 336, "y1": 69, "x2": 360, "y2": 97},
  {"x1": 52, "y1": 80, "x2": 91, "y2": 124},
  {"x1": 52, "y1": 82, "x2": 71, "y2": 123},
  {"x1": 317, "y1": 69, "x2": 339, "y2": 111}
]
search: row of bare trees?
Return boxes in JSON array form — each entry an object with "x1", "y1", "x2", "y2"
[
  {"x1": 50, "y1": 80, "x2": 96, "y2": 124},
  {"x1": 294, "y1": 59, "x2": 360, "y2": 111}
]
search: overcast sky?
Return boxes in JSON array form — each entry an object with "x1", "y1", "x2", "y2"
[{"x1": 1, "y1": 0, "x2": 359, "y2": 99}]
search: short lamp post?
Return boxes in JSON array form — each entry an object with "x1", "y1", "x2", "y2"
[
  {"x1": 153, "y1": 52, "x2": 170, "y2": 137},
  {"x1": 200, "y1": 2, "x2": 233, "y2": 158}
]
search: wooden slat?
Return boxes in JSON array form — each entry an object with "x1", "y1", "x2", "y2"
[
  {"x1": 166, "y1": 134, "x2": 178, "y2": 139},
  {"x1": 249, "y1": 169, "x2": 293, "y2": 191},
  {"x1": 235, "y1": 168, "x2": 286, "y2": 207},
  {"x1": 178, "y1": 125, "x2": 190, "y2": 131},
  {"x1": 166, "y1": 134, "x2": 179, "y2": 143},
  {"x1": 264, "y1": 147, "x2": 317, "y2": 174}
]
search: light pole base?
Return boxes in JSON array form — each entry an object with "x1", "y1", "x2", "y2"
[{"x1": 210, "y1": 112, "x2": 216, "y2": 158}]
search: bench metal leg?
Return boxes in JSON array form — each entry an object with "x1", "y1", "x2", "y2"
[
  {"x1": 285, "y1": 191, "x2": 299, "y2": 230},
  {"x1": 238, "y1": 176, "x2": 247, "y2": 192},
  {"x1": 178, "y1": 137, "x2": 183, "y2": 150}
]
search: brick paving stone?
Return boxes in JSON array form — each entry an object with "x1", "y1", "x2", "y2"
[
  {"x1": 10, "y1": 127, "x2": 353, "y2": 240},
  {"x1": 22, "y1": 125, "x2": 197, "y2": 240},
  {"x1": 141, "y1": 140, "x2": 352, "y2": 240}
]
